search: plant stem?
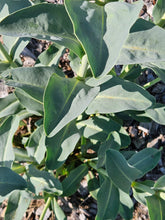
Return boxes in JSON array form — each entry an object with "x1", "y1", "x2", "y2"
[
  {"x1": 143, "y1": 77, "x2": 161, "y2": 89},
  {"x1": 77, "y1": 54, "x2": 88, "y2": 78},
  {"x1": 0, "y1": 42, "x2": 18, "y2": 68},
  {"x1": 81, "y1": 136, "x2": 86, "y2": 145},
  {"x1": 39, "y1": 197, "x2": 52, "y2": 220}
]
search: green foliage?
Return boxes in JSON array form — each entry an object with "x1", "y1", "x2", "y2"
[{"x1": 0, "y1": 0, "x2": 165, "y2": 219}]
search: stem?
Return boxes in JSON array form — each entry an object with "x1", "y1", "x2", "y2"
[
  {"x1": 143, "y1": 77, "x2": 161, "y2": 89},
  {"x1": 81, "y1": 136, "x2": 86, "y2": 145},
  {"x1": 39, "y1": 197, "x2": 52, "y2": 220},
  {"x1": 0, "y1": 42, "x2": 18, "y2": 68},
  {"x1": 77, "y1": 54, "x2": 88, "y2": 78}
]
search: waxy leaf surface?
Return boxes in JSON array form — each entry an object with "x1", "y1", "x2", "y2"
[
  {"x1": 146, "y1": 195, "x2": 165, "y2": 220},
  {"x1": 153, "y1": 0, "x2": 165, "y2": 23},
  {"x1": 44, "y1": 73, "x2": 99, "y2": 137},
  {"x1": 46, "y1": 120, "x2": 80, "y2": 170},
  {"x1": 65, "y1": 0, "x2": 142, "y2": 77},
  {"x1": 86, "y1": 75, "x2": 155, "y2": 114},
  {"x1": 0, "y1": 167, "x2": 27, "y2": 196},
  {"x1": 5, "y1": 190, "x2": 31, "y2": 220},
  {"x1": 106, "y1": 149, "x2": 142, "y2": 193},
  {"x1": 27, "y1": 165, "x2": 62, "y2": 195},
  {"x1": 26, "y1": 125, "x2": 46, "y2": 164},
  {"x1": 128, "y1": 148, "x2": 161, "y2": 178},
  {"x1": 0, "y1": 116, "x2": 19, "y2": 168},
  {"x1": 77, "y1": 115, "x2": 130, "y2": 147},
  {"x1": 0, "y1": 4, "x2": 84, "y2": 57},
  {"x1": 96, "y1": 177, "x2": 119, "y2": 220},
  {"x1": 117, "y1": 19, "x2": 165, "y2": 65},
  {"x1": 62, "y1": 164, "x2": 88, "y2": 196},
  {"x1": 0, "y1": 93, "x2": 23, "y2": 118}
]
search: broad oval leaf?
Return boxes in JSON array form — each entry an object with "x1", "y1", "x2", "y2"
[
  {"x1": 117, "y1": 19, "x2": 165, "y2": 65},
  {"x1": 0, "y1": 3, "x2": 84, "y2": 58},
  {"x1": 5, "y1": 190, "x2": 32, "y2": 220},
  {"x1": 154, "y1": 175, "x2": 165, "y2": 192},
  {"x1": 77, "y1": 115, "x2": 130, "y2": 147},
  {"x1": 96, "y1": 177, "x2": 119, "y2": 220},
  {"x1": 128, "y1": 148, "x2": 161, "y2": 178},
  {"x1": 0, "y1": 0, "x2": 32, "y2": 21},
  {"x1": 62, "y1": 164, "x2": 88, "y2": 196},
  {"x1": 27, "y1": 165, "x2": 62, "y2": 196},
  {"x1": 44, "y1": 73, "x2": 99, "y2": 137},
  {"x1": 86, "y1": 75, "x2": 155, "y2": 114},
  {"x1": 106, "y1": 149, "x2": 142, "y2": 193},
  {"x1": 97, "y1": 131, "x2": 121, "y2": 168},
  {"x1": 26, "y1": 125, "x2": 46, "y2": 164},
  {"x1": 14, "y1": 88, "x2": 43, "y2": 115},
  {"x1": 146, "y1": 195, "x2": 165, "y2": 220},
  {"x1": 65, "y1": 0, "x2": 142, "y2": 77},
  {"x1": 0, "y1": 167, "x2": 27, "y2": 196},
  {"x1": 52, "y1": 198, "x2": 67, "y2": 220},
  {"x1": 119, "y1": 189, "x2": 134, "y2": 220},
  {"x1": 132, "y1": 180, "x2": 155, "y2": 206},
  {"x1": 0, "y1": 93, "x2": 23, "y2": 118},
  {"x1": 145, "y1": 103, "x2": 165, "y2": 125},
  {"x1": 153, "y1": 0, "x2": 165, "y2": 23},
  {"x1": 0, "y1": 116, "x2": 19, "y2": 168},
  {"x1": 46, "y1": 120, "x2": 80, "y2": 170}
]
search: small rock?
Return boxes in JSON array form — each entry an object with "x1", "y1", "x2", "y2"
[
  {"x1": 152, "y1": 83, "x2": 165, "y2": 94},
  {"x1": 79, "y1": 213, "x2": 87, "y2": 220},
  {"x1": 160, "y1": 167, "x2": 165, "y2": 175},
  {"x1": 89, "y1": 208, "x2": 97, "y2": 216}
]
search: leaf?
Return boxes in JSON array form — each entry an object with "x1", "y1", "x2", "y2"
[
  {"x1": 117, "y1": 19, "x2": 165, "y2": 65},
  {"x1": 97, "y1": 131, "x2": 121, "y2": 168},
  {"x1": 0, "y1": 93, "x2": 23, "y2": 118},
  {"x1": 106, "y1": 149, "x2": 142, "y2": 193},
  {"x1": 128, "y1": 148, "x2": 161, "y2": 178},
  {"x1": 132, "y1": 180, "x2": 155, "y2": 206},
  {"x1": 0, "y1": 116, "x2": 19, "y2": 168},
  {"x1": 65, "y1": 0, "x2": 142, "y2": 77},
  {"x1": 37, "y1": 44, "x2": 65, "y2": 66},
  {"x1": 0, "y1": 0, "x2": 32, "y2": 20},
  {"x1": 62, "y1": 164, "x2": 88, "y2": 196},
  {"x1": 146, "y1": 195, "x2": 165, "y2": 220},
  {"x1": 0, "y1": 167, "x2": 27, "y2": 196},
  {"x1": 153, "y1": 0, "x2": 165, "y2": 23},
  {"x1": 0, "y1": 61, "x2": 10, "y2": 73},
  {"x1": 86, "y1": 75, "x2": 155, "y2": 114},
  {"x1": 77, "y1": 115, "x2": 130, "y2": 147},
  {"x1": 44, "y1": 73, "x2": 99, "y2": 137},
  {"x1": 7, "y1": 66, "x2": 58, "y2": 98},
  {"x1": 14, "y1": 148, "x2": 34, "y2": 163},
  {"x1": 132, "y1": 181, "x2": 155, "y2": 195},
  {"x1": 14, "y1": 88, "x2": 43, "y2": 115},
  {"x1": 5, "y1": 190, "x2": 31, "y2": 220},
  {"x1": 27, "y1": 165, "x2": 62, "y2": 196},
  {"x1": 87, "y1": 176, "x2": 100, "y2": 200},
  {"x1": 52, "y1": 198, "x2": 67, "y2": 220},
  {"x1": 96, "y1": 177, "x2": 119, "y2": 220},
  {"x1": 144, "y1": 62, "x2": 165, "y2": 83},
  {"x1": 26, "y1": 125, "x2": 46, "y2": 164},
  {"x1": 119, "y1": 190, "x2": 134, "y2": 220},
  {"x1": 0, "y1": 4, "x2": 84, "y2": 58},
  {"x1": 144, "y1": 103, "x2": 165, "y2": 125},
  {"x1": 46, "y1": 120, "x2": 80, "y2": 170},
  {"x1": 154, "y1": 175, "x2": 165, "y2": 192}
]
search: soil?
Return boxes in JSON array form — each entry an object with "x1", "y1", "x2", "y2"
[{"x1": 0, "y1": 0, "x2": 165, "y2": 219}]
